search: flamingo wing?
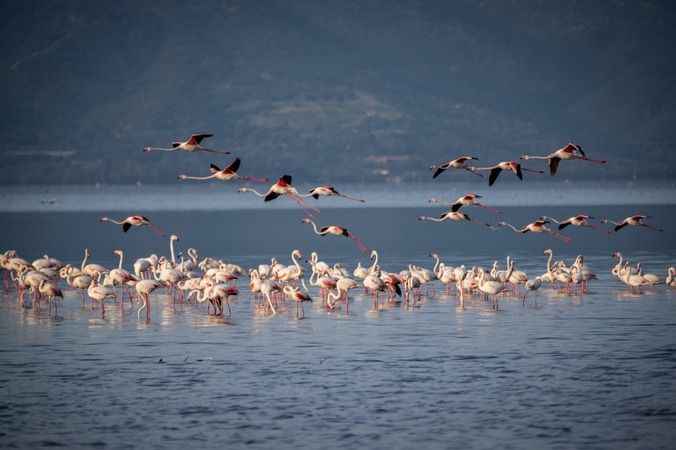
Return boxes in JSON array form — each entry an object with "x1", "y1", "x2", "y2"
[
  {"x1": 558, "y1": 221, "x2": 571, "y2": 230},
  {"x1": 614, "y1": 222, "x2": 628, "y2": 232},
  {"x1": 280, "y1": 174, "x2": 293, "y2": 185},
  {"x1": 122, "y1": 222, "x2": 132, "y2": 233},
  {"x1": 451, "y1": 202, "x2": 462, "y2": 212},
  {"x1": 209, "y1": 163, "x2": 221, "y2": 173},
  {"x1": 574, "y1": 144, "x2": 586, "y2": 157},
  {"x1": 225, "y1": 157, "x2": 241, "y2": 173},
  {"x1": 264, "y1": 191, "x2": 281, "y2": 202},
  {"x1": 514, "y1": 164, "x2": 523, "y2": 180},
  {"x1": 488, "y1": 167, "x2": 502, "y2": 186},
  {"x1": 549, "y1": 157, "x2": 561, "y2": 176},
  {"x1": 432, "y1": 166, "x2": 445, "y2": 179},
  {"x1": 191, "y1": 133, "x2": 213, "y2": 144}
]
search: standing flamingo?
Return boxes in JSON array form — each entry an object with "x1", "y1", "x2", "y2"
[
  {"x1": 520, "y1": 143, "x2": 606, "y2": 175},
  {"x1": 100, "y1": 215, "x2": 165, "y2": 235},
  {"x1": 304, "y1": 185, "x2": 365, "y2": 203},
  {"x1": 430, "y1": 156, "x2": 482, "y2": 178},
  {"x1": 472, "y1": 161, "x2": 543, "y2": 186},
  {"x1": 497, "y1": 219, "x2": 572, "y2": 243},
  {"x1": 178, "y1": 158, "x2": 268, "y2": 183},
  {"x1": 301, "y1": 218, "x2": 369, "y2": 253},
  {"x1": 601, "y1": 215, "x2": 664, "y2": 233},
  {"x1": 135, "y1": 279, "x2": 162, "y2": 321},
  {"x1": 143, "y1": 133, "x2": 231, "y2": 154},
  {"x1": 283, "y1": 285, "x2": 312, "y2": 319}
]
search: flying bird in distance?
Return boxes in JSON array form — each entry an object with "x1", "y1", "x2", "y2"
[
  {"x1": 178, "y1": 158, "x2": 268, "y2": 183},
  {"x1": 601, "y1": 215, "x2": 664, "y2": 233},
  {"x1": 301, "y1": 218, "x2": 369, "y2": 253},
  {"x1": 521, "y1": 143, "x2": 607, "y2": 175},
  {"x1": 496, "y1": 218, "x2": 572, "y2": 243},
  {"x1": 430, "y1": 156, "x2": 482, "y2": 179},
  {"x1": 238, "y1": 175, "x2": 319, "y2": 215},
  {"x1": 450, "y1": 193, "x2": 500, "y2": 214},
  {"x1": 471, "y1": 161, "x2": 544, "y2": 186},
  {"x1": 303, "y1": 185, "x2": 365, "y2": 203},
  {"x1": 99, "y1": 215, "x2": 166, "y2": 236},
  {"x1": 143, "y1": 133, "x2": 232, "y2": 154}
]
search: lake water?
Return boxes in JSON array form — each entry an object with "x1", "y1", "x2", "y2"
[{"x1": 0, "y1": 183, "x2": 675, "y2": 449}]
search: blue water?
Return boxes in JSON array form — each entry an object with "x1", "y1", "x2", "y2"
[{"x1": 1, "y1": 184, "x2": 675, "y2": 449}]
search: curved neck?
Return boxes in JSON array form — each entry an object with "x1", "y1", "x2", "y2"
[
  {"x1": 81, "y1": 250, "x2": 89, "y2": 271},
  {"x1": 307, "y1": 220, "x2": 321, "y2": 235},
  {"x1": 546, "y1": 252, "x2": 553, "y2": 273},
  {"x1": 432, "y1": 254, "x2": 440, "y2": 276},
  {"x1": 370, "y1": 251, "x2": 379, "y2": 272},
  {"x1": 327, "y1": 288, "x2": 340, "y2": 301},
  {"x1": 117, "y1": 252, "x2": 124, "y2": 270},
  {"x1": 169, "y1": 239, "x2": 176, "y2": 265},
  {"x1": 291, "y1": 252, "x2": 301, "y2": 271}
]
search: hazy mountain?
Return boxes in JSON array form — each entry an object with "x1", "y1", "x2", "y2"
[{"x1": 1, "y1": 0, "x2": 675, "y2": 184}]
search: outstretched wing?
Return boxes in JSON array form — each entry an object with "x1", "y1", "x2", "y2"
[
  {"x1": 489, "y1": 167, "x2": 502, "y2": 186},
  {"x1": 614, "y1": 222, "x2": 628, "y2": 232},
  {"x1": 122, "y1": 222, "x2": 131, "y2": 233},
  {"x1": 558, "y1": 221, "x2": 571, "y2": 230},
  {"x1": 191, "y1": 133, "x2": 213, "y2": 144},
  {"x1": 451, "y1": 202, "x2": 462, "y2": 212},
  {"x1": 514, "y1": 164, "x2": 523, "y2": 180},
  {"x1": 209, "y1": 163, "x2": 221, "y2": 173},
  {"x1": 264, "y1": 191, "x2": 281, "y2": 202},
  {"x1": 432, "y1": 167, "x2": 445, "y2": 179},
  {"x1": 549, "y1": 157, "x2": 560, "y2": 176},
  {"x1": 574, "y1": 144, "x2": 586, "y2": 157},
  {"x1": 225, "y1": 157, "x2": 241, "y2": 173}
]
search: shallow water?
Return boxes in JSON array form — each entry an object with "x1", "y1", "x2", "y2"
[{"x1": 1, "y1": 186, "x2": 676, "y2": 449}]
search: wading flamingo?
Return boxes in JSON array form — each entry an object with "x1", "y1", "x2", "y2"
[
  {"x1": 178, "y1": 158, "x2": 268, "y2": 183},
  {"x1": 143, "y1": 133, "x2": 231, "y2": 154},
  {"x1": 430, "y1": 156, "x2": 482, "y2": 178},
  {"x1": 520, "y1": 143, "x2": 606, "y2": 175},
  {"x1": 135, "y1": 280, "x2": 162, "y2": 321},
  {"x1": 283, "y1": 285, "x2": 312, "y2": 319},
  {"x1": 301, "y1": 218, "x2": 369, "y2": 253},
  {"x1": 472, "y1": 161, "x2": 544, "y2": 186},
  {"x1": 601, "y1": 215, "x2": 664, "y2": 233}
]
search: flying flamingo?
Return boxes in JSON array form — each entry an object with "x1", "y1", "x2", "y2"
[
  {"x1": 143, "y1": 133, "x2": 231, "y2": 154},
  {"x1": 430, "y1": 156, "x2": 482, "y2": 178},
  {"x1": 539, "y1": 214, "x2": 598, "y2": 230},
  {"x1": 100, "y1": 215, "x2": 165, "y2": 235},
  {"x1": 520, "y1": 143, "x2": 607, "y2": 175},
  {"x1": 417, "y1": 211, "x2": 493, "y2": 228},
  {"x1": 238, "y1": 175, "x2": 319, "y2": 215},
  {"x1": 178, "y1": 158, "x2": 269, "y2": 183},
  {"x1": 497, "y1": 219, "x2": 572, "y2": 243},
  {"x1": 301, "y1": 218, "x2": 369, "y2": 253},
  {"x1": 303, "y1": 185, "x2": 365, "y2": 203},
  {"x1": 601, "y1": 215, "x2": 664, "y2": 233},
  {"x1": 450, "y1": 193, "x2": 500, "y2": 214},
  {"x1": 471, "y1": 161, "x2": 544, "y2": 186}
]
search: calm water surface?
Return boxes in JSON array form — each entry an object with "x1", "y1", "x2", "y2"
[{"x1": 1, "y1": 186, "x2": 675, "y2": 449}]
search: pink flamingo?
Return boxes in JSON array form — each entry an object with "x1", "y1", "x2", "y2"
[
  {"x1": 99, "y1": 215, "x2": 165, "y2": 235},
  {"x1": 301, "y1": 218, "x2": 369, "y2": 253},
  {"x1": 497, "y1": 219, "x2": 572, "y2": 243},
  {"x1": 143, "y1": 133, "x2": 231, "y2": 154},
  {"x1": 450, "y1": 193, "x2": 500, "y2": 214},
  {"x1": 304, "y1": 185, "x2": 365, "y2": 203},
  {"x1": 602, "y1": 215, "x2": 664, "y2": 233},
  {"x1": 521, "y1": 143, "x2": 606, "y2": 175},
  {"x1": 472, "y1": 161, "x2": 543, "y2": 186},
  {"x1": 430, "y1": 156, "x2": 482, "y2": 178},
  {"x1": 178, "y1": 158, "x2": 268, "y2": 183}
]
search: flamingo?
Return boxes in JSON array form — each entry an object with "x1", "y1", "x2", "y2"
[
  {"x1": 88, "y1": 278, "x2": 117, "y2": 317},
  {"x1": 523, "y1": 277, "x2": 543, "y2": 305},
  {"x1": 303, "y1": 185, "x2": 365, "y2": 203},
  {"x1": 472, "y1": 161, "x2": 543, "y2": 186},
  {"x1": 301, "y1": 218, "x2": 369, "y2": 253},
  {"x1": 417, "y1": 211, "x2": 493, "y2": 227},
  {"x1": 602, "y1": 215, "x2": 664, "y2": 233},
  {"x1": 430, "y1": 156, "x2": 482, "y2": 178},
  {"x1": 497, "y1": 219, "x2": 572, "y2": 243},
  {"x1": 143, "y1": 133, "x2": 231, "y2": 154},
  {"x1": 326, "y1": 277, "x2": 359, "y2": 312},
  {"x1": 283, "y1": 285, "x2": 312, "y2": 319},
  {"x1": 520, "y1": 143, "x2": 607, "y2": 175},
  {"x1": 81, "y1": 249, "x2": 109, "y2": 279},
  {"x1": 540, "y1": 214, "x2": 598, "y2": 231},
  {"x1": 38, "y1": 280, "x2": 63, "y2": 317},
  {"x1": 450, "y1": 193, "x2": 500, "y2": 214},
  {"x1": 238, "y1": 175, "x2": 318, "y2": 214},
  {"x1": 636, "y1": 263, "x2": 661, "y2": 285},
  {"x1": 99, "y1": 215, "x2": 165, "y2": 235},
  {"x1": 666, "y1": 267, "x2": 676, "y2": 288},
  {"x1": 260, "y1": 280, "x2": 281, "y2": 315},
  {"x1": 135, "y1": 280, "x2": 162, "y2": 321},
  {"x1": 178, "y1": 158, "x2": 268, "y2": 183},
  {"x1": 477, "y1": 264, "x2": 511, "y2": 310}
]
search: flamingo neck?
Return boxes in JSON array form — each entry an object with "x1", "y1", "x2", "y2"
[{"x1": 117, "y1": 252, "x2": 124, "y2": 271}]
